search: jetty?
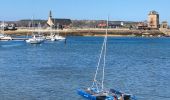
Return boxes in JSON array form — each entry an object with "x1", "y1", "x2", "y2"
[
  {"x1": 11, "y1": 38, "x2": 28, "y2": 40},
  {"x1": 0, "y1": 37, "x2": 28, "y2": 41}
]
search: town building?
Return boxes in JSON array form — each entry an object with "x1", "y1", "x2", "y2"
[
  {"x1": 0, "y1": 22, "x2": 17, "y2": 30},
  {"x1": 46, "y1": 11, "x2": 72, "y2": 29},
  {"x1": 97, "y1": 21, "x2": 107, "y2": 28},
  {"x1": 161, "y1": 21, "x2": 168, "y2": 29},
  {"x1": 47, "y1": 11, "x2": 54, "y2": 27},
  {"x1": 148, "y1": 11, "x2": 160, "y2": 29},
  {"x1": 97, "y1": 21, "x2": 124, "y2": 28},
  {"x1": 137, "y1": 22, "x2": 148, "y2": 30},
  {"x1": 109, "y1": 21, "x2": 124, "y2": 28}
]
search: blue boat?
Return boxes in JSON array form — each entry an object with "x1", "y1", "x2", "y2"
[
  {"x1": 77, "y1": 18, "x2": 136, "y2": 100},
  {"x1": 77, "y1": 88, "x2": 136, "y2": 100}
]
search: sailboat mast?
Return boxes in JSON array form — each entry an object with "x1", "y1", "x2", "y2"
[
  {"x1": 31, "y1": 16, "x2": 34, "y2": 35},
  {"x1": 57, "y1": 23, "x2": 59, "y2": 35},
  {"x1": 2, "y1": 21, "x2": 5, "y2": 34},
  {"x1": 101, "y1": 17, "x2": 109, "y2": 90},
  {"x1": 92, "y1": 17, "x2": 109, "y2": 92},
  {"x1": 38, "y1": 22, "x2": 41, "y2": 35},
  {"x1": 92, "y1": 32, "x2": 106, "y2": 87}
]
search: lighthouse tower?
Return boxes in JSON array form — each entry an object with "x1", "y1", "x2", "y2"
[{"x1": 148, "y1": 11, "x2": 160, "y2": 29}]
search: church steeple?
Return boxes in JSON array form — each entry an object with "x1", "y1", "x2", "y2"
[
  {"x1": 47, "y1": 10, "x2": 54, "y2": 27},
  {"x1": 49, "y1": 10, "x2": 52, "y2": 18}
]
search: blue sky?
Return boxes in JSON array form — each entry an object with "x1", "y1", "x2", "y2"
[{"x1": 0, "y1": 0, "x2": 170, "y2": 23}]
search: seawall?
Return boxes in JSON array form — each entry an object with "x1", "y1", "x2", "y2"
[{"x1": 1, "y1": 28, "x2": 164, "y2": 36}]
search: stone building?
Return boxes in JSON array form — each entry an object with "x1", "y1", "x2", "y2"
[
  {"x1": 47, "y1": 10, "x2": 54, "y2": 27},
  {"x1": 46, "y1": 11, "x2": 72, "y2": 29},
  {"x1": 148, "y1": 11, "x2": 160, "y2": 29},
  {"x1": 137, "y1": 22, "x2": 148, "y2": 30},
  {"x1": 161, "y1": 21, "x2": 168, "y2": 29}
]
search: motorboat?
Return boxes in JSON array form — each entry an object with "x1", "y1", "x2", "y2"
[
  {"x1": 46, "y1": 34, "x2": 65, "y2": 41},
  {"x1": 54, "y1": 34, "x2": 66, "y2": 41},
  {"x1": 46, "y1": 25, "x2": 66, "y2": 41},
  {"x1": 46, "y1": 33, "x2": 57, "y2": 41},
  {"x1": 26, "y1": 35, "x2": 44, "y2": 44},
  {"x1": 26, "y1": 22, "x2": 45, "y2": 44}
]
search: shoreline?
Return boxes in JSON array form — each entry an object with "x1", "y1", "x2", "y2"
[{"x1": 1, "y1": 28, "x2": 165, "y2": 37}]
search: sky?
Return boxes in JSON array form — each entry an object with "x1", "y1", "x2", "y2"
[{"x1": 0, "y1": 0, "x2": 170, "y2": 23}]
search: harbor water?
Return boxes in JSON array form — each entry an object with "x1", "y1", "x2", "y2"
[{"x1": 0, "y1": 36, "x2": 170, "y2": 100}]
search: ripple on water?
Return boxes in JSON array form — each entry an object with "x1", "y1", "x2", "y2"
[{"x1": 0, "y1": 37, "x2": 170, "y2": 100}]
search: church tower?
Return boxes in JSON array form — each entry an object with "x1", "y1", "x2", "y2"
[{"x1": 47, "y1": 10, "x2": 54, "y2": 27}]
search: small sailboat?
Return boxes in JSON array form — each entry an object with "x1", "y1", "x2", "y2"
[
  {"x1": 77, "y1": 18, "x2": 136, "y2": 100},
  {"x1": 26, "y1": 22, "x2": 45, "y2": 44},
  {"x1": 0, "y1": 34, "x2": 12, "y2": 41},
  {"x1": 0, "y1": 21, "x2": 12, "y2": 41}
]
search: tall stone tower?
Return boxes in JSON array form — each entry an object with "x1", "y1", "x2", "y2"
[
  {"x1": 47, "y1": 10, "x2": 54, "y2": 27},
  {"x1": 148, "y1": 11, "x2": 159, "y2": 29}
]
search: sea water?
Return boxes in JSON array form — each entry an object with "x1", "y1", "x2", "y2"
[{"x1": 0, "y1": 37, "x2": 170, "y2": 100}]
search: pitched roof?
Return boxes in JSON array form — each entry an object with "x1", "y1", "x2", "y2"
[{"x1": 47, "y1": 18, "x2": 72, "y2": 26}]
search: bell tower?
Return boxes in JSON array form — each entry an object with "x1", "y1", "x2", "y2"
[
  {"x1": 47, "y1": 10, "x2": 54, "y2": 27},
  {"x1": 49, "y1": 10, "x2": 52, "y2": 18}
]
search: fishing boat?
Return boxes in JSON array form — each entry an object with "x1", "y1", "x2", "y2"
[
  {"x1": 54, "y1": 34, "x2": 66, "y2": 41},
  {"x1": 46, "y1": 34, "x2": 66, "y2": 41},
  {"x1": 26, "y1": 22, "x2": 45, "y2": 44},
  {"x1": 54, "y1": 23, "x2": 66, "y2": 41},
  {"x1": 46, "y1": 26, "x2": 66, "y2": 41},
  {"x1": 77, "y1": 18, "x2": 136, "y2": 100},
  {"x1": 46, "y1": 28, "x2": 57, "y2": 41},
  {"x1": 26, "y1": 35, "x2": 44, "y2": 44}
]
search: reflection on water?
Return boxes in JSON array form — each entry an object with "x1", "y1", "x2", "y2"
[{"x1": 0, "y1": 37, "x2": 170, "y2": 100}]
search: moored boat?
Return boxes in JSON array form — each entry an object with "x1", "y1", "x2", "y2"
[
  {"x1": 54, "y1": 34, "x2": 66, "y2": 41},
  {"x1": 0, "y1": 21, "x2": 12, "y2": 41},
  {"x1": 46, "y1": 26, "x2": 66, "y2": 41},
  {"x1": 26, "y1": 35, "x2": 44, "y2": 44},
  {"x1": 0, "y1": 33, "x2": 12, "y2": 41},
  {"x1": 77, "y1": 18, "x2": 136, "y2": 100},
  {"x1": 26, "y1": 22, "x2": 45, "y2": 44}
]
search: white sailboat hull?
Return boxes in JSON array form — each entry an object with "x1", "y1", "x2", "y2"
[{"x1": 0, "y1": 34, "x2": 12, "y2": 41}]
